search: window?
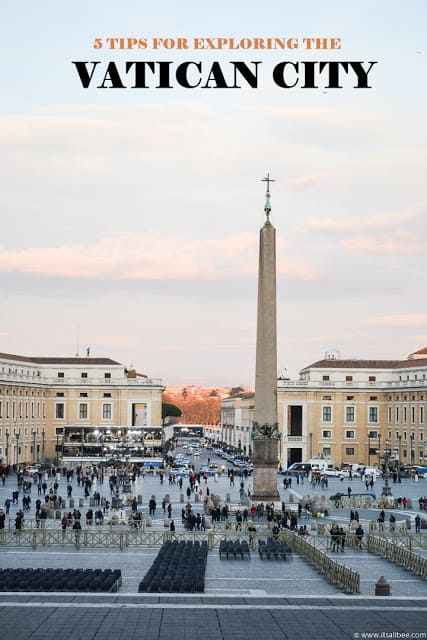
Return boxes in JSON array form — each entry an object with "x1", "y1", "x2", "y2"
[
  {"x1": 81, "y1": 372, "x2": 88, "y2": 379},
  {"x1": 346, "y1": 396, "x2": 354, "y2": 401},
  {"x1": 322, "y1": 430, "x2": 332, "y2": 438},
  {"x1": 345, "y1": 430, "x2": 355, "y2": 439},
  {"x1": 420, "y1": 433, "x2": 424, "y2": 442},
  {"x1": 403, "y1": 407, "x2": 407, "y2": 424},
  {"x1": 0, "y1": 401, "x2": 2, "y2": 418},
  {"x1": 411, "y1": 407, "x2": 415, "y2": 424},
  {"x1": 368, "y1": 406, "x2": 378, "y2": 423},
  {"x1": 345, "y1": 406, "x2": 355, "y2": 422},
  {"x1": 421, "y1": 406, "x2": 424, "y2": 424},
  {"x1": 322, "y1": 447, "x2": 331, "y2": 456},
  {"x1": 387, "y1": 430, "x2": 392, "y2": 440},
  {"x1": 55, "y1": 403, "x2": 65, "y2": 419},
  {"x1": 80, "y1": 392, "x2": 88, "y2": 397},
  {"x1": 56, "y1": 392, "x2": 64, "y2": 397},
  {"x1": 104, "y1": 372, "x2": 111, "y2": 380},
  {"x1": 322, "y1": 406, "x2": 332, "y2": 422},
  {"x1": 102, "y1": 403, "x2": 112, "y2": 420},
  {"x1": 345, "y1": 448, "x2": 355, "y2": 456},
  {"x1": 403, "y1": 431, "x2": 407, "y2": 441},
  {"x1": 322, "y1": 395, "x2": 331, "y2": 401},
  {"x1": 346, "y1": 375, "x2": 353, "y2": 382},
  {"x1": 103, "y1": 393, "x2": 111, "y2": 398},
  {"x1": 57, "y1": 372, "x2": 64, "y2": 378},
  {"x1": 370, "y1": 396, "x2": 378, "y2": 401},
  {"x1": 388, "y1": 406, "x2": 392, "y2": 424},
  {"x1": 369, "y1": 376, "x2": 376, "y2": 382},
  {"x1": 79, "y1": 403, "x2": 88, "y2": 419},
  {"x1": 395, "y1": 407, "x2": 399, "y2": 423}
]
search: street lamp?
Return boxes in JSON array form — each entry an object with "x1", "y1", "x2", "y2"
[
  {"x1": 377, "y1": 433, "x2": 381, "y2": 469},
  {"x1": 55, "y1": 430, "x2": 62, "y2": 466},
  {"x1": 381, "y1": 440, "x2": 392, "y2": 496},
  {"x1": 396, "y1": 433, "x2": 402, "y2": 483},
  {"x1": 14, "y1": 427, "x2": 21, "y2": 466},
  {"x1": 410, "y1": 433, "x2": 415, "y2": 465},
  {"x1": 5, "y1": 428, "x2": 9, "y2": 466}
]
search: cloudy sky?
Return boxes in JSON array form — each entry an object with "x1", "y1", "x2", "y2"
[{"x1": 1, "y1": 1, "x2": 426, "y2": 385}]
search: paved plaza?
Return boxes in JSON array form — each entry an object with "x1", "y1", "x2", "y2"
[{"x1": 1, "y1": 452, "x2": 427, "y2": 638}]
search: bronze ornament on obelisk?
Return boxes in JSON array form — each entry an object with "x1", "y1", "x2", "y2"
[{"x1": 251, "y1": 174, "x2": 281, "y2": 503}]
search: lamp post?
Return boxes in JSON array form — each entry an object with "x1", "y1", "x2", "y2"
[
  {"x1": 410, "y1": 433, "x2": 415, "y2": 465},
  {"x1": 32, "y1": 430, "x2": 36, "y2": 463},
  {"x1": 56, "y1": 430, "x2": 60, "y2": 466},
  {"x1": 377, "y1": 433, "x2": 381, "y2": 469},
  {"x1": 396, "y1": 433, "x2": 402, "y2": 483},
  {"x1": 14, "y1": 428, "x2": 21, "y2": 466},
  {"x1": 5, "y1": 428, "x2": 9, "y2": 466},
  {"x1": 381, "y1": 440, "x2": 392, "y2": 496}
]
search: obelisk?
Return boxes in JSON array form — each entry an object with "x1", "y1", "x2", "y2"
[{"x1": 251, "y1": 174, "x2": 280, "y2": 502}]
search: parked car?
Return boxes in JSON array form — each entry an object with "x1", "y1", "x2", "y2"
[
  {"x1": 322, "y1": 468, "x2": 360, "y2": 479},
  {"x1": 25, "y1": 466, "x2": 40, "y2": 476}
]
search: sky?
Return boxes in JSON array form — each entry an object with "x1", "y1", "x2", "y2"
[{"x1": 0, "y1": 1, "x2": 426, "y2": 386}]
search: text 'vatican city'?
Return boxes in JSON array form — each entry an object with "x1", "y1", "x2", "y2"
[{"x1": 72, "y1": 60, "x2": 378, "y2": 89}]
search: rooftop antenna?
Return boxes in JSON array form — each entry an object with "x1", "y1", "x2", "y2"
[{"x1": 86, "y1": 347, "x2": 90, "y2": 357}]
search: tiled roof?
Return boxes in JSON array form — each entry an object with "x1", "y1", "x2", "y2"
[
  {"x1": 410, "y1": 347, "x2": 427, "y2": 356},
  {"x1": 0, "y1": 352, "x2": 121, "y2": 366},
  {"x1": 301, "y1": 358, "x2": 427, "y2": 371}
]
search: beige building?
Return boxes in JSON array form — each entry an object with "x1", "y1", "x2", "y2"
[
  {"x1": 0, "y1": 352, "x2": 164, "y2": 466},
  {"x1": 221, "y1": 348, "x2": 427, "y2": 469}
]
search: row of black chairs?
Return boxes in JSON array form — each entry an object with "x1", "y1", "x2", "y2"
[
  {"x1": 219, "y1": 539, "x2": 250, "y2": 559},
  {"x1": 138, "y1": 540, "x2": 208, "y2": 593},
  {"x1": 258, "y1": 539, "x2": 292, "y2": 560},
  {"x1": 0, "y1": 568, "x2": 122, "y2": 592}
]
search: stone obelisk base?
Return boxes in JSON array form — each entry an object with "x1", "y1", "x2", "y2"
[{"x1": 251, "y1": 439, "x2": 280, "y2": 502}]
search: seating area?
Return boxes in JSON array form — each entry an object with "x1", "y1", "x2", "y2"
[
  {"x1": 138, "y1": 540, "x2": 208, "y2": 593},
  {"x1": 219, "y1": 539, "x2": 251, "y2": 559},
  {"x1": 0, "y1": 568, "x2": 122, "y2": 592},
  {"x1": 258, "y1": 539, "x2": 292, "y2": 560}
]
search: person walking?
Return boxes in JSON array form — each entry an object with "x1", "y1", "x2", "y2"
[
  {"x1": 169, "y1": 519, "x2": 176, "y2": 537},
  {"x1": 355, "y1": 524, "x2": 364, "y2": 549},
  {"x1": 415, "y1": 514, "x2": 421, "y2": 533}
]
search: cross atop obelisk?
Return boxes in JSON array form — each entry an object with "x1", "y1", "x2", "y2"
[
  {"x1": 252, "y1": 172, "x2": 280, "y2": 503},
  {"x1": 261, "y1": 173, "x2": 275, "y2": 222}
]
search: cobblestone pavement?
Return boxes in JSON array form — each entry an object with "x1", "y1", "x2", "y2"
[
  {"x1": 0, "y1": 595, "x2": 426, "y2": 640},
  {"x1": 1, "y1": 455, "x2": 427, "y2": 637}
]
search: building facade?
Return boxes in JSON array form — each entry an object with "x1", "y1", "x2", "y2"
[
  {"x1": 221, "y1": 348, "x2": 427, "y2": 469},
  {"x1": 0, "y1": 352, "x2": 164, "y2": 466}
]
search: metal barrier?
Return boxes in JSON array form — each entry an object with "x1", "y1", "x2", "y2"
[
  {"x1": 367, "y1": 534, "x2": 427, "y2": 579},
  {"x1": 281, "y1": 530, "x2": 360, "y2": 595}
]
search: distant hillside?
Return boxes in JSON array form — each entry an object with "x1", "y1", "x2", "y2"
[{"x1": 163, "y1": 385, "x2": 253, "y2": 425}]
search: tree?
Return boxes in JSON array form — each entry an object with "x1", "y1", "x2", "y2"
[{"x1": 162, "y1": 402, "x2": 182, "y2": 426}]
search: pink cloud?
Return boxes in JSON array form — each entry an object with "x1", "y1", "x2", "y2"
[
  {"x1": 344, "y1": 233, "x2": 425, "y2": 255},
  {"x1": 304, "y1": 211, "x2": 415, "y2": 232},
  {"x1": 366, "y1": 314, "x2": 427, "y2": 327},
  {"x1": 0, "y1": 233, "x2": 314, "y2": 282}
]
